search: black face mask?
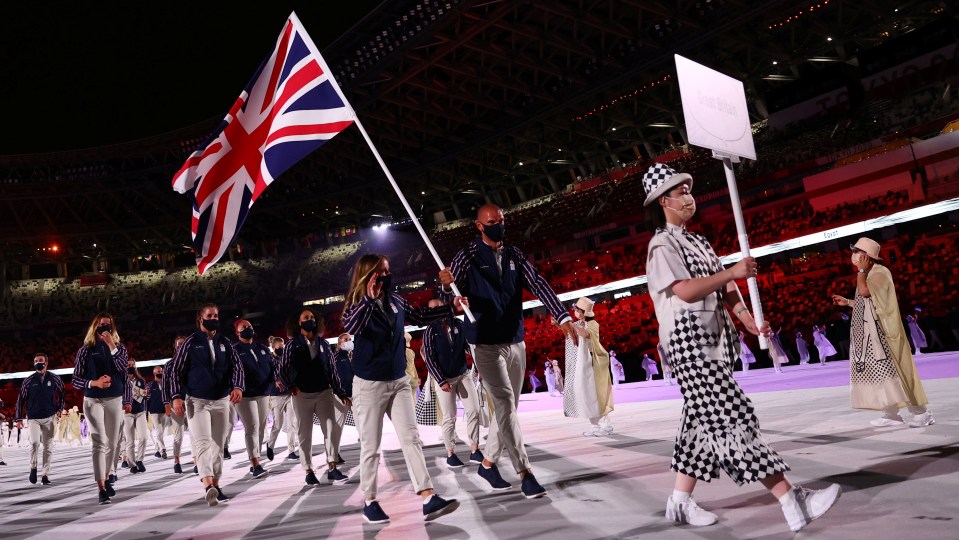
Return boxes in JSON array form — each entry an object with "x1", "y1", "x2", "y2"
[
  {"x1": 35, "y1": 362, "x2": 45, "y2": 371},
  {"x1": 239, "y1": 328, "x2": 255, "y2": 340},
  {"x1": 300, "y1": 320, "x2": 318, "y2": 333},
  {"x1": 155, "y1": 373, "x2": 162, "y2": 379},
  {"x1": 482, "y1": 222, "x2": 505, "y2": 243},
  {"x1": 96, "y1": 324, "x2": 113, "y2": 336},
  {"x1": 201, "y1": 319, "x2": 220, "y2": 332},
  {"x1": 274, "y1": 346, "x2": 284, "y2": 355},
  {"x1": 376, "y1": 273, "x2": 393, "y2": 295},
  {"x1": 128, "y1": 367, "x2": 136, "y2": 374}
]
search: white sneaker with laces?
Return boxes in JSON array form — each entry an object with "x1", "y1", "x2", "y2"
[
  {"x1": 870, "y1": 415, "x2": 904, "y2": 427},
  {"x1": 583, "y1": 427, "x2": 601, "y2": 437},
  {"x1": 781, "y1": 484, "x2": 841, "y2": 532},
  {"x1": 908, "y1": 411, "x2": 935, "y2": 427},
  {"x1": 665, "y1": 496, "x2": 718, "y2": 527}
]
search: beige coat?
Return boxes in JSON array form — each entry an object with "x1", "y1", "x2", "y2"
[
  {"x1": 869, "y1": 265, "x2": 928, "y2": 408},
  {"x1": 585, "y1": 320, "x2": 614, "y2": 416}
]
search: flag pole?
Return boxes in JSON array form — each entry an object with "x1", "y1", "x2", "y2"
[{"x1": 290, "y1": 13, "x2": 476, "y2": 322}]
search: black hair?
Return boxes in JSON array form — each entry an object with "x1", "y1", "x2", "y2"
[{"x1": 645, "y1": 202, "x2": 667, "y2": 232}]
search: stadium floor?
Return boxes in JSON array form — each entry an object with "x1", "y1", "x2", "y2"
[{"x1": 1, "y1": 353, "x2": 957, "y2": 539}]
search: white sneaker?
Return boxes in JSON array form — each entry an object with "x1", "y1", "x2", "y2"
[
  {"x1": 908, "y1": 411, "x2": 935, "y2": 427},
  {"x1": 665, "y1": 496, "x2": 718, "y2": 527},
  {"x1": 781, "y1": 484, "x2": 841, "y2": 532},
  {"x1": 870, "y1": 415, "x2": 904, "y2": 427},
  {"x1": 583, "y1": 427, "x2": 602, "y2": 437}
]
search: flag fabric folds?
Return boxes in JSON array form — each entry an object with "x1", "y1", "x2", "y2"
[{"x1": 172, "y1": 13, "x2": 354, "y2": 274}]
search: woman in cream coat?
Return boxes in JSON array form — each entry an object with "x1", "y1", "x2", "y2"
[{"x1": 570, "y1": 297, "x2": 614, "y2": 436}]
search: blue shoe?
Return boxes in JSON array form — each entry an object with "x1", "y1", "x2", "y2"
[
  {"x1": 327, "y1": 468, "x2": 349, "y2": 485},
  {"x1": 174, "y1": 463, "x2": 183, "y2": 474},
  {"x1": 108, "y1": 474, "x2": 117, "y2": 484},
  {"x1": 193, "y1": 466, "x2": 199, "y2": 474},
  {"x1": 446, "y1": 454, "x2": 465, "y2": 468},
  {"x1": 98, "y1": 489, "x2": 111, "y2": 505},
  {"x1": 423, "y1": 495, "x2": 460, "y2": 521},
  {"x1": 251, "y1": 464, "x2": 269, "y2": 479},
  {"x1": 136, "y1": 461, "x2": 146, "y2": 473},
  {"x1": 121, "y1": 461, "x2": 129, "y2": 469},
  {"x1": 363, "y1": 501, "x2": 390, "y2": 524},
  {"x1": 216, "y1": 487, "x2": 231, "y2": 503},
  {"x1": 305, "y1": 471, "x2": 320, "y2": 485},
  {"x1": 223, "y1": 449, "x2": 232, "y2": 460},
  {"x1": 286, "y1": 452, "x2": 299, "y2": 460},
  {"x1": 469, "y1": 450, "x2": 483, "y2": 464},
  {"x1": 105, "y1": 483, "x2": 116, "y2": 497},
  {"x1": 521, "y1": 473, "x2": 547, "y2": 499},
  {"x1": 478, "y1": 464, "x2": 512, "y2": 491},
  {"x1": 29, "y1": 468, "x2": 37, "y2": 484},
  {"x1": 266, "y1": 446, "x2": 275, "y2": 461}
]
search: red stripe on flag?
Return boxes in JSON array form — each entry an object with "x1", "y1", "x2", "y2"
[
  {"x1": 261, "y1": 22, "x2": 294, "y2": 115},
  {"x1": 265, "y1": 121, "x2": 354, "y2": 146},
  {"x1": 273, "y1": 60, "x2": 322, "y2": 111},
  {"x1": 197, "y1": 184, "x2": 235, "y2": 275}
]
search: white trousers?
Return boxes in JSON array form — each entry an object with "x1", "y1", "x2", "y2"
[
  {"x1": 83, "y1": 396, "x2": 124, "y2": 482},
  {"x1": 169, "y1": 411, "x2": 186, "y2": 458},
  {"x1": 292, "y1": 389, "x2": 340, "y2": 471},
  {"x1": 436, "y1": 372, "x2": 481, "y2": 453},
  {"x1": 352, "y1": 376, "x2": 432, "y2": 499},
  {"x1": 123, "y1": 411, "x2": 148, "y2": 463},
  {"x1": 235, "y1": 395, "x2": 269, "y2": 462},
  {"x1": 187, "y1": 397, "x2": 231, "y2": 480},
  {"x1": 150, "y1": 413, "x2": 171, "y2": 454},
  {"x1": 267, "y1": 394, "x2": 299, "y2": 452},
  {"x1": 28, "y1": 415, "x2": 56, "y2": 474},
  {"x1": 473, "y1": 342, "x2": 532, "y2": 473}
]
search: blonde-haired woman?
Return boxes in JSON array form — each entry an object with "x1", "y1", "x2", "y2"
[
  {"x1": 342, "y1": 253, "x2": 466, "y2": 525},
  {"x1": 72, "y1": 312, "x2": 129, "y2": 505}
]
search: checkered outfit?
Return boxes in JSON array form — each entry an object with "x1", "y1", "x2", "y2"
[
  {"x1": 642, "y1": 163, "x2": 677, "y2": 197},
  {"x1": 650, "y1": 228, "x2": 790, "y2": 485},
  {"x1": 415, "y1": 376, "x2": 439, "y2": 426}
]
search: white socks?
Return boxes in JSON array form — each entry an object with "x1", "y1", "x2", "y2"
[
  {"x1": 672, "y1": 490, "x2": 692, "y2": 503},
  {"x1": 423, "y1": 494, "x2": 434, "y2": 505}
]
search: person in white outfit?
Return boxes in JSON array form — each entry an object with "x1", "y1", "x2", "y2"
[
  {"x1": 812, "y1": 325, "x2": 837, "y2": 365},
  {"x1": 609, "y1": 350, "x2": 626, "y2": 385},
  {"x1": 905, "y1": 314, "x2": 927, "y2": 356},
  {"x1": 795, "y1": 332, "x2": 810, "y2": 364},
  {"x1": 738, "y1": 332, "x2": 757, "y2": 373}
]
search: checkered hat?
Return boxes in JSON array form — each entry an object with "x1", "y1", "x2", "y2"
[{"x1": 642, "y1": 163, "x2": 693, "y2": 206}]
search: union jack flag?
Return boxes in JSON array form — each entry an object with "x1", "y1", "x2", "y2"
[{"x1": 172, "y1": 13, "x2": 354, "y2": 274}]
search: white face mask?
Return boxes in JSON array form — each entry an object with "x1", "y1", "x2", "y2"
[
  {"x1": 663, "y1": 194, "x2": 696, "y2": 221},
  {"x1": 340, "y1": 341, "x2": 354, "y2": 352}
]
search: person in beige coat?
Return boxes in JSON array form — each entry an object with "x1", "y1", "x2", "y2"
[
  {"x1": 832, "y1": 237, "x2": 933, "y2": 428},
  {"x1": 570, "y1": 297, "x2": 614, "y2": 436}
]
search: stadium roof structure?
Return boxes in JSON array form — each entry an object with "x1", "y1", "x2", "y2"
[{"x1": 0, "y1": 0, "x2": 952, "y2": 263}]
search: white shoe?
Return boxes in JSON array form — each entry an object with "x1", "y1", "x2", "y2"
[
  {"x1": 908, "y1": 411, "x2": 935, "y2": 427},
  {"x1": 781, "y1": 484, "x2": 841, "y2": 532},
  {"x1": 583, "y1": 427, "x2": 602, "y2": 437},
  {"x1": 870, "y1": 415, "x2": 904, "y2": 427},
  {"x1": 665, "y1": 496, "x2": 718, "y2": 527}
]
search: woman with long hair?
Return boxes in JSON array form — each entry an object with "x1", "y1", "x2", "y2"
[
  {"x1": 233, "y1": 319, "x2": 272, "y2": 479},
  {"x1": 342, "y1": 253, "x2": 465, "y2": 525},
  {"x1": 641, "y1": 164, "x2": 839, "y2": 532},
  {"x1": 72, "y1": 312, "x2": 129, "y2": 505}
]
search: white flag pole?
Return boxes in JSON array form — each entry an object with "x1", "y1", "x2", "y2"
[
  {"x1": 715, "y1": 151, "x2": 767, "y2": 349},
  {"x1": 290, "y1": 12, "x2": 476, "y2": 322}
]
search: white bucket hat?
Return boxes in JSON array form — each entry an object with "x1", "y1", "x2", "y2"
[
  {"x1": 850, "y1": 237, "x2": 882, "y2": 261},
  {"x1": 574, "y1": 297, "x2": 595, "y2": 317}
]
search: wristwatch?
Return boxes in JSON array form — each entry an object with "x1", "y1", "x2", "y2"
[{"x1": 858, "y1": 269, "x2": 866, "y2": 274}]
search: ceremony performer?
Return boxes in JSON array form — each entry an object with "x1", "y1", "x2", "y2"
[
  {"x1": 570, "y1": 297, "x2": 614, "y2": 436},
  {"x1": 812, "y1": 325, "x2": 837, "y2": 365},
  {"x1": 738, "y1": 332, "x2": 756, "y2": 373},
  {"x1": 16, "y1": 353, "x2": 65, "y2": 485},
  {"x1": 439, "y1": 203, "x2": 576, "y2": 499},
  {"x1": 343, "y1": 254, "x2": 463, "y2": 524},
  {"x1": 609, "y1": 350, "x2": 625, "y2": 385},
  {"x1": 73, "y1": 312, "x2": 128, "y2": 505},
  {"x1": 641, "y1": 353, "x2": 660, "y2": 380},
  {"x1": 422, "y1": 299, "x2": 483, "y2": 468},
  {"x1": 831, "y1": 237, "x2": 934, "y2": 428},
  {"x1": 642, "y1": 164, "x2": 840, "y2": 532},
  {"x1": 795, "y1": 332, "x2": 810, "y2": 364},
  {"x1": 768, "y1": 328, "x2": 789, "y2": 373},
  {"x1": 165, "y1": 304, "x2": 245, "y2": 506}
]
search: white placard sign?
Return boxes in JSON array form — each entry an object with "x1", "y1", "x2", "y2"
[{"x1": 674, "y1": 54, "x2": 756, "y2": 160}]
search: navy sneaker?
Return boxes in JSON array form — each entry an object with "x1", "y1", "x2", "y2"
[
  {"x1": 223, "y1": 448, "x2": 232, "y2": 460},
  {"x1": 129, "y1": 465, "x2": 140, "y2": 475},
  {"x1": 41, "y1": 475, "x2": 51, "y2": 485},
  {"x1": 136, "y1": 461, "x2": 146, "y2": 473},
  {"x1": 327, "y1": 468, "x2": 349, "y2": 485},
  {"x1": 174, "y1": 463, "x2": 183, "y2": 474},
  {"x1": 121, "y1": 461, "x2": 129, "y2": 469},
  {"x1": 469, "y1": 450, "x2": 484, "y2": 464},
  {"x1": 216, "y1": 487, "x2": 231, "y2": 503},
  {"x1": 363, "y1": 501, "x2": 390, "y2": 524},
  {"x1": 286, "y1": 452, "x2": 299, "y2": 460},
  {"x1": 105, "y1": 483, "x2": 116, "y2": 497},
  {"x1": 0, "y1": 461, "x2": 7, "y2": 465},
  {"x1": 205, "y1": 486, "x2": 219, "y2": 507},
  {"x1": 98, "y1": 489, "x2": 111, "y2": 505},
  {"x1": 266, "y1": 446, "x2": 275, "y2": 461},
  {"x1": 305, "y1": 471, "x2": 320, "y2": 485},
  {"x1": 108, "y1": 474, "x2": 118, "y2": 484},
  {"x1": 29, "y1": 468, "x2": 37, "y2": 484},
  {"x1": 154, "y1": 451, "x2": 162, "y2": 459},
  {"x1": 446, "y1": 454, "x2": 465, "y2": 468},
  {"x1": 251, "y1": 464, "x2": 269, "y2": 479},
  {"x1": 478, "y1": 464, "x2": 512, "y2": 491},
  {"x1": 423, "y1": 495, "x2": 460, "y2": 521},
  {"x1": 161, "y1": 450, "x2": 167, "y2": 459},
  {"x1": 336, "y1": 455, "x2": 345, "y2": 465},
  {"x1": 521, "y1": 473, "x2": 547, "y2": 499},
  {"x1": 193, "y1": 465, "x2": 199, "y2": 474}
]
